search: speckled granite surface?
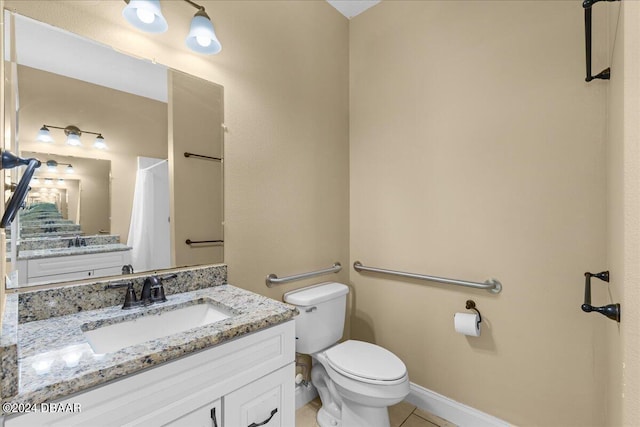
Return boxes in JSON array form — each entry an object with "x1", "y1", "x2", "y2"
[
  {"x1": 5, "y1": 285, "x2": 297, "y2": 408},
  {"x1": 18, "y1": 235, "x2": 120, "y2": 251},
  {"x1": 1, "y1": 293, "x2": 18, "y2": 398},
  {"x1": 1, "y1": 263, "x2": 298, "y2": 411},
  {"x1": 17, "y1": 243, "x2": 132, "y2": 260},
  {"x1": 19, "y1": 264, "x2": 227, "y2": 322}
]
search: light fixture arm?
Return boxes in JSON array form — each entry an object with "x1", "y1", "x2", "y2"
[
  {"x1": 42, "y1": 124, "x2": 102, "y2": 137},
  {"x1": 183, "y1": 0, "x2": 206, "y2": 12}
]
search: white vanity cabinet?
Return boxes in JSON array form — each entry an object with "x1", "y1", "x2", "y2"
[
  {"x1": 5, "y1": 321, "x2": 295, "y2": 427},
  {"x1": 16, "y1": 250, "x2": 132, "y2": 286}
]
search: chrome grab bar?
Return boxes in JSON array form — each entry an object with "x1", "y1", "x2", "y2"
[
  {"x1": 353, "y1": 261, "x2": 502, "y2": 294},
  {"x1": 266, "y1": 262, "x2": 342, "y2": 288}
]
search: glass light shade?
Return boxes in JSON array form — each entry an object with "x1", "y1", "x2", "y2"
[
  {"x1": 185, "y1": 11, "x2": 222, "y2": 55},
  {"x1": 93, "y1": 135, "x2": 108, "y2": 150},
  {"x1": 122, "y1": 0, "x2": 168, "y2": 33},
  {"x1": 65, "y1": 133, "x2": 82, "y2": 147},
  {"x1": 44, "y1": 178, "x2": 53, "y2": 185},
  {"x1": 46, "y1": 161, "x2": 58, "y2": 173},
  {"x1": 66, "y1": 165, "x2": 74, "y2": 174},
  {"x1": 36, "y1": 126, "x2": 54, "y2": 143},
  {"x1": 31, "y1": 177, "x2": 40, "y2": 185},
  {"x1": 57, "y1": 178, "x2": 64, "y2": 185}
]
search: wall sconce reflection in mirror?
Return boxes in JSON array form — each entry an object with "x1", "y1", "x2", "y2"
[
  {"x1": 44, "y1": 160, "x2": 74, "y2": 174},
  {"x1": 122, "y1": 0, "x2": 222, "y2": 55},
  {"x1": 0, "y1": 151, "x2": 41, "y2": 228},
  {"x1": 37, "y1": 124, "x2": 107, "y2": 150}
]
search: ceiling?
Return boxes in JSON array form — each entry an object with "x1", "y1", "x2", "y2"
[{"x1": 326, "y1": 0, "x2": 381, "y2": 19}]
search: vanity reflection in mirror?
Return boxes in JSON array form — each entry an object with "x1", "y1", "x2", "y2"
[{"x1": 5, "y1": 12, "x2": 224, "y2": 288}]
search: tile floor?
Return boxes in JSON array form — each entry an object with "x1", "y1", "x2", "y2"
[{"x1": 295, "y1": 398, "x2": 457, "y2": 427}]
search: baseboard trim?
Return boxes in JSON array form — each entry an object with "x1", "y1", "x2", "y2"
[{"x1": 406, "y1": 382, "x2": 511, "y2": 427}]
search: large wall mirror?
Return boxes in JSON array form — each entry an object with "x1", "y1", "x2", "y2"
[{"x1": 4, "y1": 12, "x2": 224, "y2": 289}]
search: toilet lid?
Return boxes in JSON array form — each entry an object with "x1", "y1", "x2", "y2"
[{"x1": 325, "y1": 340, "x2": 407, "y2": 382}]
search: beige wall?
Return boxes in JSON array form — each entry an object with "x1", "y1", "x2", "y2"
[
  {"x1": 350, "y1": 1, "x2": 609, "y2": 426},
  {"x1": 608, "y1": 1, "x2": 640, "y2": 424},
  {"x1": 605, "y1": 1, "x2": 624, "y2": 424},
  {"x1": 169, "y1": 70, "x2": 224, "y2": 267}
]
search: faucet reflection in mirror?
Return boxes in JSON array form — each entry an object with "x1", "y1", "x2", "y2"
[
  {"x1": 37, "y1": 124, "x2": 108, "y2": 150},
  {"x1": 122, "y1": 0, "x2": 222, "y2": 54}
]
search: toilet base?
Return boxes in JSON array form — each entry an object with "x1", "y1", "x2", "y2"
[
  {"x1": 317, "y1": 407, "x2": 341, "y2": 427},
  {"x1": 341, "y1": 399, "x2": 391, "y2": 427}
]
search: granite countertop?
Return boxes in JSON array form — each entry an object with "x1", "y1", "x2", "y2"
[
  {"x1": 4, "y1": 284, "x2": 298, "y2": 408},
  {"x1": 17, "y1": 244, "x2": 132, "y2": 260}
]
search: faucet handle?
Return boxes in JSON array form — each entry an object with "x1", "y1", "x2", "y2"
[
  {"x1": 122, "y1": 283, "x2": 138, "y2": 309},
  {"x1": 153, "y1": 283, "x2": 167, "y2": 303},
  {"x1": 152, "y1": 276, "x2": 168, "y2": 303}
]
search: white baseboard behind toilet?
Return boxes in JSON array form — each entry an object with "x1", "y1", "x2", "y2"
[{"x1": 406, "y1": 383, "x2": 512, "y2": 427}]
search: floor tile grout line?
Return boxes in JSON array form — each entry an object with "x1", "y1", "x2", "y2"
[
  {"x1": 400, "y1": 408, "x2": 442, "y2": 427},
  {"x1": 398, "y1": 408, "x2": 416, "y2": 427}
]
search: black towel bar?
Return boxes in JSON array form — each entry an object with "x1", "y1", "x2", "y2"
[
  {"x1": 583, "y1": 0, "x2": 619, "y2": 82},
  {"x1": 184, "y1": 152, "x2": 222, "y2": 161},
  {"x1": 185, "y1": 239, "x2": 224, "y2": 245}
]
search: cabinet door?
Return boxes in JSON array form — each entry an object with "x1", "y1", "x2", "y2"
[
  {"x1": 163, "y1": 399, "x2": 221, "y2": 427},
  {"x1": 224, "y1": 363, "x2": 294, "y2": 427}
]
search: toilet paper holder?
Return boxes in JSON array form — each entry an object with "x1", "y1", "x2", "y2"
[{"x1": 465, "y1": 300, "x2": 482, "y2": 326}]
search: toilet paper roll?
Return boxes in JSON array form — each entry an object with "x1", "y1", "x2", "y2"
[{"x1": 454, "y1": 312, "x2": 481, "y2": 337}]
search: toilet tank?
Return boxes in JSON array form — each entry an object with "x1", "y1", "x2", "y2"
[{"x1": 283, "y1": 282, "x2": 349, "y2": 354}]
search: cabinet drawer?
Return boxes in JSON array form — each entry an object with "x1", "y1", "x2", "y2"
[{"x1": 224, "y1": 363, "x2": 295, "y2": 427}]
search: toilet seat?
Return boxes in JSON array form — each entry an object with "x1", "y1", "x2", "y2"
[{"x1": 325, "y1": 340, "x2": 407, "y2": 385}]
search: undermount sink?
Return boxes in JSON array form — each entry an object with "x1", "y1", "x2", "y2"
[{"x1": 83, "y1": 302, "x2": 233, "y2": 354}]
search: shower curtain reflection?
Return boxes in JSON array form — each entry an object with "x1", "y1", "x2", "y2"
[{"x1": 127, "y1": 157, "x2": 171, "y2": 272}]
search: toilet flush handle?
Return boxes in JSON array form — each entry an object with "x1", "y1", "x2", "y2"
[{"x1": 305, "y1": 306, "x2": 317, "y2": 313}]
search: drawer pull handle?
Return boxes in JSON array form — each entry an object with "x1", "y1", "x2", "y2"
[
  {"x1": 210, "y1": 407, "x2": 218, "y2": 427},
  {"x1": 248, "y1": 408, "x2": 278, "y2": 427}
]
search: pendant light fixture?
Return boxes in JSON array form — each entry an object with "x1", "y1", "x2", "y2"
[
  {"x1": 36, "y1": 126, "x2": 54, "y2": 143},
  {"x1": 185, "y1": 7, "x2": 222, "y2": 54},
  {"x1": 122, "y1": 0, "x2": 222, "y2": 55},
  {"x1": 122, "y1": 0, "x2": 168, "y2": 33},
  {"x1": 64, "y1": 125, "x2": 82, "y2": 147},
  {"x1": 36, "y1": 124, "x2": 108, "y2": 150}
]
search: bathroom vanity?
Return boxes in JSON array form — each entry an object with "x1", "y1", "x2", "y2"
[{"x1": 1, "y1": 265, "x2": 297, "y2": 427}]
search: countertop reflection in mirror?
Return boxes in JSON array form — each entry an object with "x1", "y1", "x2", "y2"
[{"x1": 4, "y1": 11, "x2": 224, "y2": 289}]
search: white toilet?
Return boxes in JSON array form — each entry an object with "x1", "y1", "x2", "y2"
[{"x1": 284, "y1": 282, "x2": 410, "y2": 427}]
